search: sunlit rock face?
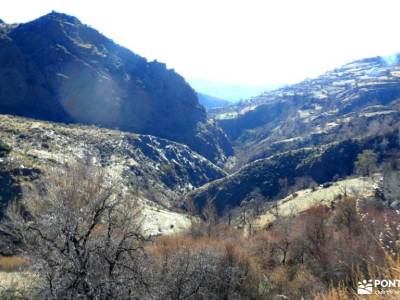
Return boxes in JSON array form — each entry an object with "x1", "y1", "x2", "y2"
[{"x1": 0, "y1": 12, "x2": 232, "y2": 164}]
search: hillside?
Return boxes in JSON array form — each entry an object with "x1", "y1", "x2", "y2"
[
  {"x1": 254, "y1": 176, "x2": 377, "y2": 229},
  {"x1": 0, "y1": 114, "x2": 226, "y2": 237},
  {"x1": 187, "y1": 131, "x2": 400, "y2": 214},
  {"x1": 212, "y1": 56, "x2": 400, "y2": 167},
  {"x1": 0, "y1": 12, "x2": 232, "y2": 164}
]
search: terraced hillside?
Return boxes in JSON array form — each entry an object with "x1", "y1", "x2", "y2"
[{"x1": 212, "y1": 56, "x2": 400, "y2": 168}]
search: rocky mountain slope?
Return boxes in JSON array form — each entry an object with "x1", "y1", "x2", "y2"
[
  {"x1": 0, "y1": 12, "x2": 232, "y2": 164},
  {"x1": 0, "y1": 114, "x2": 225, "y2": 234},
  {"x1": 187, "y1": 130, "x2": 400, "y2": 214},
  {"x1": 212, "y1": 56, "x2": 400, "y2": 167}
]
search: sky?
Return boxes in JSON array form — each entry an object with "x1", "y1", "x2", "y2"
[{"x1": 2, "y1": 0, "x2": 400, "y2": 99}]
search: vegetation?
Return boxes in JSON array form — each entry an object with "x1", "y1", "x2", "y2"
[
  {"x1": 1, "y1": 160, "x2": 148, "y2": 299},
  {"x1": 1, "y1": 25, "x2": 400, "y2": 299},
  {"x1": 0, "y1": 140, "x2": 11, "y2": 157},
  {"x1": 355, "y1": 149, "x2": 378, "y2": 176},
  {"x1": 188, "y1": 130, "x2": 400, "y2": 214},
  {"x1": 0, "y1": 256, "x2": 29, "y2": 272},
  {"x1": 0, "y1": 139, "x2": 20, "y2": 219},
  {"x1": 0, "y1": 157, "x2": 399, "y2": 299}
]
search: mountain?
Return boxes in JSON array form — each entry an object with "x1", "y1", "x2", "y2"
[
  {"x1": 186, "y1": 55, "x2": 400, "y2": 213},
  {"x1": 0, "y1": 12, "x2": 232, "y2": 164},
  {"x1": 197, "y1": 93, "x2": 231, "y2": 110},
  {"x1": 0, "y1": 114, "x2": 226, "y2": 237},
  {"x1": 213, "y1": 56, "x2": 400, "y2": 167},
  {"x1": 187, "y1": 130, "x2": 400, "y2": 214}
]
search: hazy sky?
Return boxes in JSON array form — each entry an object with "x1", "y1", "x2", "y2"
[{"x1": 2, "y1": 0, "x2": 400, "y2": 87}]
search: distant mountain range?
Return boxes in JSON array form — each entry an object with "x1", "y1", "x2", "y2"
[
  {"x1": 0, "y1": 12, "x2": 232, "y2": 164},
  {"x1": 188, "y1": 78, "x2": 277, "y2": 101},
  {"x1": 197, "y1": 93, "x2": 231, "y2": 110}
]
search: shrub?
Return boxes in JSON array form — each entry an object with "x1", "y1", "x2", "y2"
[
  {"x1": 2, "y1": 158, "x2": 398, "y2": 299},
  {"x1": 355, "y1": 149, "x2": 378, "y2": 176},
  {"x1": 0, "y1": 140, "x2": 11, "y2": 157},
  {"x1": 1, "y1": 159, "x2": 149, "y2": 299}
]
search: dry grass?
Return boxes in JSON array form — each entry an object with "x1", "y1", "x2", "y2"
[
  {"x1": 0, "y1": 256, "x2": 30, "y2": 272},
  {"x1": 146, "y1": 224, "x2": 246, "y2": 259},
  {"x1": 313, "y1": 284, "x2": 353, "y2": 300},
  {"x1": 255, "y1": 176, "x2": 376, "y2": 229},
  {"x1": 314, "y1": 257, "x2": 400, "y2": 299},
  {"x1": 146, "y1": 199, "x2": 399, "y2": 299},
  {"x1": 0, "y1": 271, "x2": 36, "y2": 296},
  {"x1": 313, "y1": 215, "x2": 400, "y2": 300}
]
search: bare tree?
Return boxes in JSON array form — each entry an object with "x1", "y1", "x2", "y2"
[
  {"x1": 332, "y1": 197, "x2": 360, "y2": 237},
  {"x1": 202, "y1": 199, "x2": 218, "y2": 237},
  {"x1": 1, "y1": 159, "x2": 149, "y2": 299},
  {"x1": 222, "y1": 205, "x2": 233, "y2": 226},
  {"x1": 246, "y1": 188, "x2": 266, "y2": 216},
  {"x1": 155, "y1": 247, "x2": 214, "y2": 300},
  {"x1": 381, "y1": 155, "x2": 400, "y2": 207},
  {"x1": 151, "y1": 241, "x2": 258, "y2": 300},
  {"x1": 184, "y1": 197, "x2": 198, "y2": 216}
]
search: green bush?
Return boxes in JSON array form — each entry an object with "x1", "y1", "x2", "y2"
[
  {"x1": 0, "y1": 287, "x2": 23, "y2": 300},
  {"x1": 0, "y1": 140, "x2": 11, "y2": 157}
]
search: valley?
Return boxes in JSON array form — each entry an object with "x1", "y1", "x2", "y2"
[{"x1": 0, "y1": 10, "x2": 399, "y2": 300}]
